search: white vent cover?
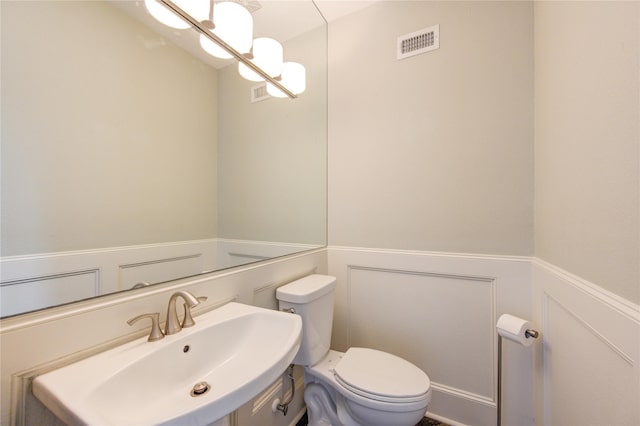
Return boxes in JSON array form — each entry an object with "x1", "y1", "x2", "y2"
[
  {"x1": 397, "y1": 24, "x2": 439, "y2": 60},
  {"x1": 251, "y1": 83, "x2": 271, "y2": 103}
]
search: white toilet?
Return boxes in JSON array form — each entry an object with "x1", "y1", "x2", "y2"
[{"x1": 276, "y1": 274, "x2": 431, "y2": 426}]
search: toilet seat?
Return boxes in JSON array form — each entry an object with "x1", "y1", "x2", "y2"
[{"x1": 333, "y1": 348, "x2": 431, "y2": 404}]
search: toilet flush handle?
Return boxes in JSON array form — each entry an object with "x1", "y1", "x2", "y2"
[{"x1": 281, "y1": 307, "x2": 296, "y2": 314}]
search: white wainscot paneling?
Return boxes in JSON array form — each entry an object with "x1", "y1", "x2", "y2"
[
  {"x1": 347, "y1": 267, "x2": 495, "y2": 399},
  {"x1": 118, "y1": 254, "x2": 204, "y2": 289},
  {"x1": 1, "y1": 249, "x2": 327, "y2": 426},
  {"x1": 533, "y1": 261, "x2": 640, "y2": 426},
  {"x1": 0, "y1": 270, "x2": 99, "y2": 317},
  {"x1": 0, "y1": 240, "x2": 217, "y2": 317},
  {"x1": 0, "y1": 239, "x2": 318, "y2": 318},
  {"x1": 216, "y1": 239, "x2": 322, "y2": 270},
  {"x1": 328, "y1": 247, "x2": 533, "y2": 426}
]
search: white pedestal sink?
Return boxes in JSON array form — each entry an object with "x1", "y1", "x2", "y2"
[{"x1": 33, "y1": 302, "x2": 302, "y2": 426}]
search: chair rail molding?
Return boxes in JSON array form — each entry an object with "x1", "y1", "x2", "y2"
[{"x1": 532, "y1": 258, "x2": 640, "y2": 426}]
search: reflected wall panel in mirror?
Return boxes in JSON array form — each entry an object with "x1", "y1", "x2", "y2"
[{"x1": 0, "y1": 0, "x2": 327, "y2": 317}]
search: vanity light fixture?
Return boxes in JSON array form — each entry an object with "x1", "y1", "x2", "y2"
[{"x1": 149, "y1": 0, "x2": 302, "y2": 99}]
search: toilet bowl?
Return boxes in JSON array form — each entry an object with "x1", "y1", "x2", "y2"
[
  {"x1": 276, "y1": 274, "x2": 431, "y2": 426},
  {"x1": 304, "y1": 349, "x2": 431, "y2": 426}
]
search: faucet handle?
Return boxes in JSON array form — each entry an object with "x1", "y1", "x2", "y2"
[
  {"x1": 127, "y1": 313, "x2": 165, "y2": 342},
  {"x1": 181, "y1": 296, "x2": 208, "y2": 328}
]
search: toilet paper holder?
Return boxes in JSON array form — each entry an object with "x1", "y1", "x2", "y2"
[{"x1": 497, "y1": 318, "x2": 539, "y2": 426}]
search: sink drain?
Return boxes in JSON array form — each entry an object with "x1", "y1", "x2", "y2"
[{"x1": 190, "y1": 381, "x2": 211, "y2": 397}]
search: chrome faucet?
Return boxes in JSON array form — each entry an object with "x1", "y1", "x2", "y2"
[
  {"x1": 164, "y1": 291, "x2": 205, "y2": 335},
  {"x1": 127, "y1": 313, "x2": 165, "y2": 342},
  {"x1": 182, "y1": 296, "x2": 208, "y2": 328}
]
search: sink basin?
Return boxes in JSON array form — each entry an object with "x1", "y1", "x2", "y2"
[{"x1": 33, "y1": 302, "x2": 302, "y2": 426}]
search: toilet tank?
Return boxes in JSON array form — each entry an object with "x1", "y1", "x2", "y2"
[{"x1": 276, "y1": 274, "x2": 336, "y2": 366}]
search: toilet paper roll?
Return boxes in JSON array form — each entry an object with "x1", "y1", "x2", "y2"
[{"x1": 496, "y1": 314, "x2": 535, "y2": 347}]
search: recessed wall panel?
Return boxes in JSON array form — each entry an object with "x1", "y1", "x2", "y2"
[
  {"x1": 544, "y1": 295, "x2": 638, "y2": 426},
  {"x1": 347, "y1": 266, "x2": 495, "y2": 399},
  {"x1": 1, "y1": 271, "x2": 99, "y2": 317}
]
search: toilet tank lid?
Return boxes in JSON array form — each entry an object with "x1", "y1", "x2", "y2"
[{"x1": 276, "y1": 274, "x2": 336, "y2": 303}]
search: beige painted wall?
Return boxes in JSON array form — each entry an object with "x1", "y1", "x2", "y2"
[
  {"x1": 217, "y1": 27, "x2": 327, "y2": 245},
  {"x1": 1, "y1": 1, "x2": 218, "y2": 255},
  {"x1": 534, "y1": 1, "x2": 640, "y2": 304},
  {"x1": 328, "y1": 1, "x2": 534, "y2": 256}
]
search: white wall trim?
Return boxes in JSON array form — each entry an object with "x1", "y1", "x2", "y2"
[
  {"x1": 0, "y1": 247, "x2": 326, "y2": 334},
  {"x1": 0, "y1": 239, "x2": 219, "y2": 317},
  {"x1": 533, "y1": 258, "x2": 640, "y2": 323},
  {"x1": 329, "y1": 245, "x2": 533, "y2": 263},
  {"x1": 216, "y1": 239, "x2": 322, "y2": 270},
  {"x1": 545, "y1": 292, "x2": 635, "y2": 365},
  {"x1": 0, "y1": 250, "x2": 328, "y2": 426},
  {"x1": 431, "y1": 382, "x2": 496, "y2": 407},
  {"x1": 1, "y1": 239, "x2": 322, "y2": 319},
  {"x1": 3, "y1": 244, "x2": 638, "y2": 426},
  {"x1": 329, "y1": 247, "x2": 640, "y2": 426},
  {"x1": 343, "y1": 263, "x2": 498, "y2": 406},
  {"x1": 328, "y1": 245, "x2": 533, "y2": 426},
  {"x1": 533, "y1": 259, "x2": 640, "y2": 426}
]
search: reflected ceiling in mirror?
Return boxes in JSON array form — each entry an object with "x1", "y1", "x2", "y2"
[{"x1": 0, "y1": 0, "x2": 327, "y2": 318}]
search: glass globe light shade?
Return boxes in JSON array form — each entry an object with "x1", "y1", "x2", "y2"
[
  {"x1": 145, "y1": 0, "x2": 210, "y2": 30},
  {"x1": 238, "y1": 37, "x2": 283, "y2": 82},
  {"x1": 200, "y1": 2, "x2": 253, "y2": 59},
  {"x1": 267, "y1": 62, "x2": 306, "y2": 97}
]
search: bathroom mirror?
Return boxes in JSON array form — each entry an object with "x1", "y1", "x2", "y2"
[{"x1": 0, "y1": 0, "x2": 327, "y2": 317}]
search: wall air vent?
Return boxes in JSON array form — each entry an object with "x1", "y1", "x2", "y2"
[
  {"x1": 397, "y1": 24, "x2": 439, "y2": 60},
  {"x1": 251, "y1": 83, "x2": 271, "y2": 103}
]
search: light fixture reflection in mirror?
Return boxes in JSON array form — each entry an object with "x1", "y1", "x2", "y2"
[
  {"x1": 0, "y1": 0, "x2": 326, "y2": 318},
  {"x1": 268, "y1": 62, "x2": 306, "y2": 98},
  {"x1": 199, "y1": 2, "x2": 253, "y2": 59},
  {"x1": 144, "y1": 0, "x2": 208, "y2": 29},
  {"x1": 238, "y1": 37, "x2": 284, "y2": 82},
  {"x1": 151, "y1": 0, "x2": 302, "y2": 99}
]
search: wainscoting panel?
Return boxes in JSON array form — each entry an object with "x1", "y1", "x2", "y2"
[
  {"x1": 347, "y1": 266, "x2": 495, "y2": 399},
  {"x1": 0, "y1": 270, "x2": 100, "y2": 317},
  {"x1": 1, "y1": 239, "x2": 318, "y2": 318},
  {"x1": 533, "y1": 260, "x2": 640, "y2": 426},
  {"x1": 0, "y1": 249, "x2": 327, "y2": 426},
  {"x1": 216, "y1": 239, "x2": 321, "y2": 270},
  {"x1": 0, "y1": 240, "x2": 217, "y2": 317},
  {"x1": 328, "y1": 247, "x2": 533, "y2": 426},
  {"x1": 118, "y1": 254, "x2": 204, "y2": 289}
]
